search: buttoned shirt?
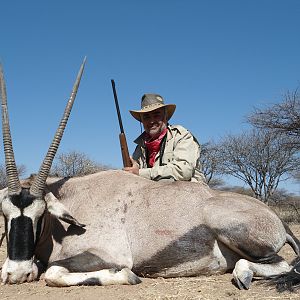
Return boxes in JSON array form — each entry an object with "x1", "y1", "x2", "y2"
[{"x1": 132, "y1": 125, "x2": 206, "y2": 183}]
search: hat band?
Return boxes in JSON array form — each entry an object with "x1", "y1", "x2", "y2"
[{"x1": 141, "y1": 103, "x2": 164, "y2": 111}]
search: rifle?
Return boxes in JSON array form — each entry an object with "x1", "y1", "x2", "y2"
[{"x1": 111, "y1": 79, "x2": 132, "y2": 168}]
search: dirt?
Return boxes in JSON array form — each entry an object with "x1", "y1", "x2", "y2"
[{"x1": 0, "y1": 219, "x2": 299, "y2": 300}]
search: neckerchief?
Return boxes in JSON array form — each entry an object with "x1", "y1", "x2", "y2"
[{"x1": 144, "y1": 128, "x2": 168, "y2": 167}]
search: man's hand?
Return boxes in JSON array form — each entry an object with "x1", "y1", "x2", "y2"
[{"x1": 123, "y1": 157, "x2": 139, "y2": 175}]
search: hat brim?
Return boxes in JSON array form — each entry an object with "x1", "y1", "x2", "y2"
[{"x1": 130, "y1": 104, "x2": 176, "y2": 122}]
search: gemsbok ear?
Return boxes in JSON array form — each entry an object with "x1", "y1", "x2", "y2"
[{"x1": 45, "y1": 192, "x2": 85, "y2": 227}]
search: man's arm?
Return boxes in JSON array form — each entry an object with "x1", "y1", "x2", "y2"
[{"x1": 123, "y1": 157, "x2": 140, "y2": 175}]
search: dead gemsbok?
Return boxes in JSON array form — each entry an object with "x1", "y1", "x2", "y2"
[{"x1": 0, "y1": 60, "x2": 300, "y2": 292}]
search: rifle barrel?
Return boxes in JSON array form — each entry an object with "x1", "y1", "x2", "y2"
[
  {"x1": 111, "y1": 79, "x2": 124, "y2": 133},
  {"x1": 111, "y1": 79, "x2": 133, "y2": 168}
]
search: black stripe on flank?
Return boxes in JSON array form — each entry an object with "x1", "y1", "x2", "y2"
[
  {"x1": 8, "y1": 216, "x2": 35, "y2": 260},
  {"x1": 214, "y1": 225, "x2": 284, "y2": 264},
  {"x1": 133, "y1": 224, "x2": 215, "y2": 276}
]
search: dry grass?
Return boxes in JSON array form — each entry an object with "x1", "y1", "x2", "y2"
[{"x1": 271, "y1": 204, "x2": 300, "y2": 224}]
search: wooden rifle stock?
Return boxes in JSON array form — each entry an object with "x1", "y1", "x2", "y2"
[
  {"x1": 111, "y1": 79, "x2": 132, "y2": 168},
  {"x1": 119, "y1": 133, "x2": 132, "y2": 168}
]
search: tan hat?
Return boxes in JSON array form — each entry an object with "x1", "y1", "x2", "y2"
[{"x1": 130, "y1": 94, "x2": 176, "y2": 122}]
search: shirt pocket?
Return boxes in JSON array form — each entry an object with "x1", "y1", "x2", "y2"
[{"x1": 161, "y1": 151, "x2": 173, "y2": 165}]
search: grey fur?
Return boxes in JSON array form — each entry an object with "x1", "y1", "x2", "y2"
[
  {"x1": 33, "y1": 171, "x2": 299, "y2": 288},
  {"x1": 1, "y1": 171, "x2": 300, "y2": 289}
]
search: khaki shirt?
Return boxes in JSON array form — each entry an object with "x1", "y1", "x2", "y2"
[{"x1": 132, "y1": 125, "x2": 206, "y2": 183}]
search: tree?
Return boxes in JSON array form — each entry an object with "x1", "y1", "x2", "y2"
[
  {"x1": 248, "y1": 89, "x2": 300, "y2": 149},
  {"x1": 51, "y1": 151, "x2": 109, "y2": 177},
  {"x1": 218, "y1": 129, "x2": 299, "y2": 203},
  {"x1": 200, "y1": 141, "x2": 225, "y2": 187},
  {"x1": 292, "y1": 170, "x2": 300, "y2": 186},
  {"x1": 0, "y1": 164, "x2": 26, "y2": 189}
]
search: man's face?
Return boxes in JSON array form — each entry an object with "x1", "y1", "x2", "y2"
[{"x1": 141, "y1": 107, "x2": 167, "y2": 138}]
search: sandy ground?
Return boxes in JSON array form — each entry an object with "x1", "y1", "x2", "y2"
[{"x1": 0, "y1": 218, "x2": 299, "y2": 300}]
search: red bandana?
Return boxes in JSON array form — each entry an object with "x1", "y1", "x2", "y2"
[{"x1": 144, "y1": 128, "x2": 168, "y2": 167}]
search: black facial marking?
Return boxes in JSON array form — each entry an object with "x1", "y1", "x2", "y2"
[
  {"x1": 10, "y1": 189, "x2": 37, "y2": 210},
  {"x1": 8, "y1": 216, "x2": 35, "y2": 260}
]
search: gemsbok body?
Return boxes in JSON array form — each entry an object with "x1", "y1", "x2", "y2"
[{"x1": 0, "y1": 60, "x2": 300, "y2": 292}]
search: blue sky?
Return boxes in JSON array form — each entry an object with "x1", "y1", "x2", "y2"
[{"x1": 1, "y1": 0, "x2": 299, "y2": 194}]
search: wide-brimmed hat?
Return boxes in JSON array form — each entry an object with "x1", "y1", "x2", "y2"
[{"x1": 129, "y1": 94, "x2": 176, "y2": 122}]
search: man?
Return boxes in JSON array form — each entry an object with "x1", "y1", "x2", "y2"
[{"x1": 124, "y1": 93, "x2": 206, "y2": 183}]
